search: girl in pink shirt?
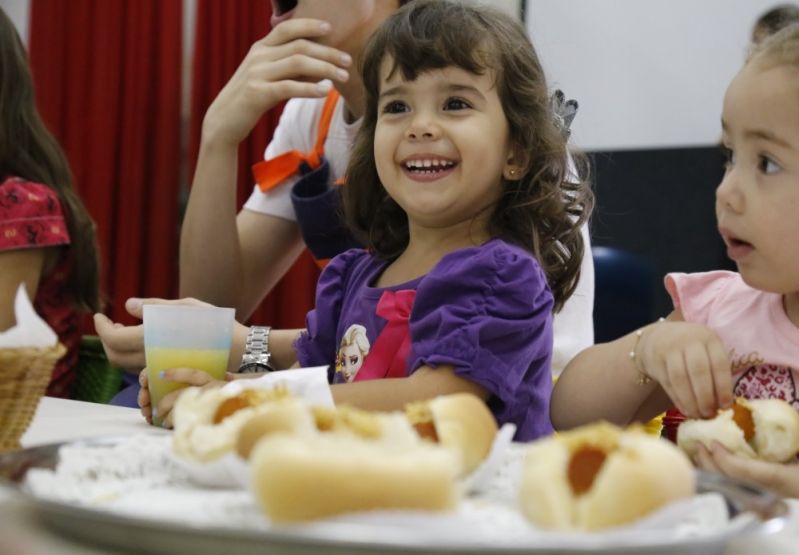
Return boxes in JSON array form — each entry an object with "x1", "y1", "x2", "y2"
[{"x1": 552, "y1": 24, "x2": 799, "y2": 497}]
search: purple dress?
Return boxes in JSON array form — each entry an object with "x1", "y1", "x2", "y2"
[{"x1": 294, "y1": 239, "x2": 555, "y2": 441}]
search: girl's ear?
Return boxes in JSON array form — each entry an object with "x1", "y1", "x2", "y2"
[{"x1": 503, "y1": 147, "x2": 528, "y2": 181}]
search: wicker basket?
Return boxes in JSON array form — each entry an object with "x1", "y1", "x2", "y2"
[{"x1": 0, "y1": 343, "x2": 66, "y2": 453}]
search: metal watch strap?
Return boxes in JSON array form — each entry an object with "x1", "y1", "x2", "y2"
[{"x1": 239, "y1": 325, "x2": 274, "y2": 373}]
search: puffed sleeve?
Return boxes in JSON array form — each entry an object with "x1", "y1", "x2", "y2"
[
  {"x1": 665, "y1": 271, "x2": 738, "y2": 326},
  {"x1": 294, "y1": 248, "x2": 370, "y2": 367},
  {"x1": 0, "y1": 178, "x2": 70, "y2": 251},
  {"x1": 408, "y1": 241, "x2": 554, "y2": 403}
]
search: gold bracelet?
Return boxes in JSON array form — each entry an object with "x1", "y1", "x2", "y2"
[{"x1": 629, "y1": 317, "x2": 665, "y2": 385}]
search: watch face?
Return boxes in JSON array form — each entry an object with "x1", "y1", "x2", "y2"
[{"x1": 239, "y1": 362, "x2": 274, "y2": 374}]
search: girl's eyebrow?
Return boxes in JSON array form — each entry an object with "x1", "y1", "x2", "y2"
[
  {"x1": 379, "y1": 82, "x2": 485, "y2": 100},
  {"x1": 744, "y1": 128, "x2": 793, "y2": 150},
  {"x1": 722, "y1": 119, "x2": 794, "y2": 150},
  {"x1": 379, "y1": 84, "x2": 408, "y2": 99},
  {"x1": 445, "y1": 83, "x2": 486, "y2": 99}
]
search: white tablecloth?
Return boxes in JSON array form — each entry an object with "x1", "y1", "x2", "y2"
[
  {"x1": 20, "y1": 396, "x2": 164, "y2": 447},
  {"x1": 2, "y1": 397, "x2": 163, "y2": 554}
]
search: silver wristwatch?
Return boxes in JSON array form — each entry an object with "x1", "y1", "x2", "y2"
[{"x1": 239, "y1": 326, "x2": 275, "y2": 373}]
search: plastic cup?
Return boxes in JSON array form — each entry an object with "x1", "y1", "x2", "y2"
[{"x1": 143, "y1": 305, "x2": 235, "y2": 426}]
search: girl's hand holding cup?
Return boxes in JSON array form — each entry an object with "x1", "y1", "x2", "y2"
[{"x1": 138, "y1": 367, "x2": 233, "y2": 428}]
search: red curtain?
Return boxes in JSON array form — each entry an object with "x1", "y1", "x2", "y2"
[
  {"x1": 190, "y1": 0, "x2": 319, "y2": 329},
  {"x1": 29, "y1": 0, "x2": 184, "y2": 326}
]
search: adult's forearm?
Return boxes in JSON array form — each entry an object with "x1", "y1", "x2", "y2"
[{"x1": 179, "y1": 139, "x2": 243, "y2": 310}]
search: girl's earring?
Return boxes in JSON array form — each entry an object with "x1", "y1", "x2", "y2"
[{"x1": 505, "y1": 167, "x2": 520, "y2": 180}]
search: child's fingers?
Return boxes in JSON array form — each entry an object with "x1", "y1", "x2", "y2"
[
  {"x1": 664, "y1": 351, "x2": 697, "y2": 417},
  {"x1": 160, "y1": 367, "x2": 220, "y2": 386},
  {"x1": 684, "y1": 343, "x2": 717, "y2": 418},
  {"x1": 162, "y1": 410, "x2": 175, "y2": 430},
  {"x1": 707, "y1": 442, "x2": 799, "y2": 497},
  {"x1": 708, "y1": 340, "x2": 733, "y2": 409},
  {"x1": 693, "y1": 443, "x2": 722, "y2": 472},
  {"x1": 156, "y1": 390, "x2": 181, "y2": 429},
  {"x1": 137, "y1": 385, "x2": 152, "y2": 424}
]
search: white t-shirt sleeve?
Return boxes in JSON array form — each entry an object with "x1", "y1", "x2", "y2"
[
  {"x1": 551, "y1": 223, "x2": 594, "y2": 376},
  {"x1": 242, "y1": 98, "x2": 319, "y2": 222}
]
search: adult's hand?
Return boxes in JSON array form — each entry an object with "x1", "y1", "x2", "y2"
[
  {"x1": 94, "y1": 297, "x2": 211, "y2": 371},
  {"x1": 202, "y1": 18, "x2": 352, "y2": 147}
]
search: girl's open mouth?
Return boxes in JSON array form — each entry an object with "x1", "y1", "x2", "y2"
[
  {"x1": 401, "y1": 158, "x2": 459, "y2": 182},
  {"x1": 725, "y1": 236, "x2": 754, "y2": 261}
]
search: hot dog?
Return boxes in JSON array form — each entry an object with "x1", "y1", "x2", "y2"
[
  {"x1": 171, "y1": 385, "x2": 291, "y2": 463},
  {"x1": 236, "y1": 392, "x2": 498, "y2": 476},
  {"x1": 520, "y1": 422, "x2": 695, "y2": 530},
  {"x1": 678, "y1": 397, "x2": 799, "y2": 463}
]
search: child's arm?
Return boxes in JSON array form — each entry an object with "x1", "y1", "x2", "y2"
[
  {"x1": 551, "y1": 309, "x2": 733, "y2": 430},
  {"x1": 331, "y1": 365, "x2": 489, "y2": 411},
  {"x1": 695, "y1": 442, "x2": 799, "y2": 498},
  {"x1": 143, "y1": 363, "x2": 486, "y2": 428}
]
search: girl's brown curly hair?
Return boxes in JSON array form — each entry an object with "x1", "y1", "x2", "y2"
[{"x1": 343, "y1": 0, "x2": 593, "y2": 312}]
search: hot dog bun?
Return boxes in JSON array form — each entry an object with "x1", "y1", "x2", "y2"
[
  {"x1": 249, "y1": 425, "x2": 459, "y2": 522},
  {"x1": 172, "y1": 385, "x2": 290, "y2": 462},
  {"x1": 678, "y1": 398, "x2": 799, "y2": 463},
  {"x1": 237, "y1": 392, "x2": 498, "y2": 475},
  {"x1": 405, "y1": 393, "x2": 498, "y2": 475},
  {"x1": 520, "y1": 422, "x2": 695, "y2": 530},
  {"x1": 236, "y1": 403, "x2": 421, "y2": 459}
]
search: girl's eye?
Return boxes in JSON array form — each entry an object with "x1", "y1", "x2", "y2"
[
  {"x1": 758, "y1": 155, "x2": 781, "y2": 175},
  {"x1": 444, "y1": 97, "x2": 471, "y2": 110},
  {"x1": 721, "y1": 146, "x2": 735, "y2": 170},
  {"x1": 382, "y1": 100, "x2": 408, "y2": 114}
]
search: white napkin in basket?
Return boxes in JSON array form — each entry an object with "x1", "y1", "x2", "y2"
[{"x1": 0, "y1": 284, "x2": 57, "y2": 348}]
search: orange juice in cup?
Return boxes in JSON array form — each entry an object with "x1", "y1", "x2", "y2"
[{"x1": 143, "y1": 305, "x2": 234, "y2": 426}]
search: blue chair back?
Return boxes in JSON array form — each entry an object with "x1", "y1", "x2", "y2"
[{"x1": 592, "y1": 246, "x2": 655, "y2": 343}]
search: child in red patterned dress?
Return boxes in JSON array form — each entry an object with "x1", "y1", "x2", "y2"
[{"x1": 0, "y1": 7, "x2": 100, "y2": 398}]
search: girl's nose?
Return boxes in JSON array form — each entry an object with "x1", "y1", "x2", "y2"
[
  {"x1": 715, "y1": 169, "x2": 744, "y2": 213},
  {"x1": 405, "y1": 113, "x2": 441, "y2": 140}
]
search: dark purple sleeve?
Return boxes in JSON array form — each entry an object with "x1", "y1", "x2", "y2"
[
  {"x1": 408, "y1": 241, "x2": 554, "y2": 402},
  {"x1": 294, "y1": 248, "x2": 369, "y2": 367}
]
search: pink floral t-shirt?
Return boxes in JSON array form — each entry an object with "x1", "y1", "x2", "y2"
[{"x1": 666, "y1": 270, "x2": 799, "y2": 408}]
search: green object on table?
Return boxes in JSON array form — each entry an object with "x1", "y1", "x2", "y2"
[{"x1": 73, "y1": 335, "x2": 124, "y2": 404}]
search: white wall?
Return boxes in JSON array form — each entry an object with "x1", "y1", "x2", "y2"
[
  {"x1": 0, "y1": 0, "x2": 29, "y2": 43},
  {"x1": 4, "y1": 0, "x2": 783, "y2": 152},
  {"x1": 527, "y1": 0, "x2": 782, "y2": 151}
]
